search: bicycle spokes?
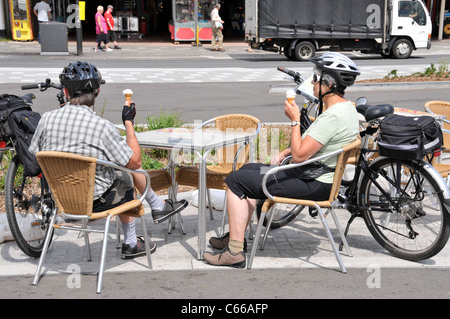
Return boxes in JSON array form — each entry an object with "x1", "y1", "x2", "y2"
[{"x1": 360, "y1": 159, "x2": 449, "y2": 260}]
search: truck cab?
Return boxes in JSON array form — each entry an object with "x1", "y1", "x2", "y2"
[{"x1": 389, "y1": 0, "x2": 432, "y2": 58}]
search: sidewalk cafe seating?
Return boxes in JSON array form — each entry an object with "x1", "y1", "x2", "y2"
[
  {"x1": 175, "y1": 114, "x2": 261, "y2": 234},
  {"x1": 247, "y1": 139, "x2": 361, "y2": 273},
  {"x1": 424, "y1": 100, "x2": 450, "y2": 184},
  {"x1": 32, "y1": 151, "x2": 153, "y2": 294}
]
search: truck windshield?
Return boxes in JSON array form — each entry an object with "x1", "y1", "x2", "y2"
[{"x1": 398, "y1": 0, "x2": 427, "y2": 26}]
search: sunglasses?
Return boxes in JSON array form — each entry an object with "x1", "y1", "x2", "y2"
[{"x1": 312, "y1": 73, "x2": 321, "y2": 84}]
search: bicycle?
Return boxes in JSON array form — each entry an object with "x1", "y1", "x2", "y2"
[
  {"x1": 4, "y1": 79, "x2": 64, "y2": 257},
  {"x1": 258, "y1": 66, "x2": 450, "y2": 261}
]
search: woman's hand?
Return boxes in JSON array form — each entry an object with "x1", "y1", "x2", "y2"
[
  {"x1": 284, "y1": 100, "x2": 300, "y2": 122},
  {"x1": 270, "y1": 148, "x2": 291, "y2": 165}
]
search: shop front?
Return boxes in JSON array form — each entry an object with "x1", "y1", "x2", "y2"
[
  {"x1": 2, "y1": 0, "x2": 247, "y2": 42},
  {"x1": 169, "y1": 0, "x2": 214, "y2": 42}
]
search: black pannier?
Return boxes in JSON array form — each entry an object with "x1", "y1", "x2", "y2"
[
  {"x1": 0, "y1": 94, "x2": 41, "y2": 176},
  {"x1": 0, "y1": 94, "x2": 31, "y2": 139},
  {"x1": 378, "y1": 114, "x2": 443, "y2": 160}
]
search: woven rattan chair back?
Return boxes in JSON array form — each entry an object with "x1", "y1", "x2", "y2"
[
  {"x1": 425, "y1": 101, "x2": 450, "y2": 153},
  {"x1": 36, "y1": 151, "x2": 97, "y2": 217},
  {"x1": 213, "y1": 114, "x2": 261, "y2": 171}
]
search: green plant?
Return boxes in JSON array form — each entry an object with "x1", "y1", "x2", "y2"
[
  {"x1": 141, "y1": 151, "x2": 164, "y2": 170},
  {"x1": 146, "y1": 110, "x2": 185, "y2": 158},
  {"x1": 146, "y1": 110, "x2": 184, "y2": 131},
  {"x1": 384, "y1": 69, "x2": 398, "y2": 79},
  {"x1": 437, "y1": 58, "x2": 449, "y2": 77},
  {"x1": 422, "y1": 63, "x2": 437, "y2": 77}
]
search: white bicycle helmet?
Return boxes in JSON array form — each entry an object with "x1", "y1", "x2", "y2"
[{"x1": 309, "y1": 52, "x2": 360, "y2": 88}]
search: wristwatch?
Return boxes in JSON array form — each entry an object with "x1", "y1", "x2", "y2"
[{"x1": 291, "y1": 121, "x2": 299, "y2": 127}]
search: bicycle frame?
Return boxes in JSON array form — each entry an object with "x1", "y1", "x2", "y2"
[{"x1": 339, "y1": 110, "x2": 450, "y2": 245}]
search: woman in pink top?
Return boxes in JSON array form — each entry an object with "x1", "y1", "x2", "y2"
[{"x1": 95, "y1": 6, "x2": 112, "y2": 52}]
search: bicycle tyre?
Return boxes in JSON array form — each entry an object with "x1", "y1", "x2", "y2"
[
  {"x1": 359, "y1": 158, "x2": 450, "y2": 261},
  {"x1": 256, "y1": 203, "x2": 305, "y2": 229},
  {"x1": 5, "y1": 156, "x2": 53, "y2": 258}
]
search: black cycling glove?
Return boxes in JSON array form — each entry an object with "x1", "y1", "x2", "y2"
[{"x1": 122, "y1": 103, "x2": 136, "y2": 125}]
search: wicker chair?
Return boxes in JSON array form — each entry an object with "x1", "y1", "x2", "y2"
[
  {"x1": 424, "y1": 101, "x2": 450, "y2": 182},
  {"x1": 247, "y1": 139, "x2": 361, "y2": 273},
  {"x1": 175, "y1": 114, "x2": 261, "y2": 233},
  {"x1": 32, "y1": 151, "x2": 153, "y2": 294}
]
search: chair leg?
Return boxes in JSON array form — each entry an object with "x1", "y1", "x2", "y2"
[
  {"x1": 329, "y1": 208, "x2": 353, "y2": 257},
  {"x1": 220, "y1": 191, "x2": 228, "y2": 236},
  {"x1": 140, "y1": 215, "x2": 153, "y2": 269},
  {"x1": 116, "y1": 217, "x2": 121, "y2": 249},
  {"x1": 316, "y1": 205, "x2": 347, "y2": 274},
  {"x1": 260, "y1": 206, "x2": 276, "y2": 250},
  {"x1": 82, "y1": 219, "x2": 92, "y2": 262},
  {"x1": 33, "y1": 208, "x2": 58, "y2": 286},
  {"x1": 247, "y1": 208, "x2": 267, "y2": 269},
  {"x1": 97, "y1": 214, "x2": 112, "y2": 294}
]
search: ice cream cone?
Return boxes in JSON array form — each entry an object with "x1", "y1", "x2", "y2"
[
  {"x1": 122, "y1": 89, "x2": 133, "y2": 102},
  {"x1": 286, "y1": 89, "x2": 296, "y2": 105}
]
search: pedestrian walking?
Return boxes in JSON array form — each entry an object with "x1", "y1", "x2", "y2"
[
  {"x1": 105, "y1": 5, "x2": 121, "y2": 49},
  {"x1": 33, "y1": 0, "x2": 51, "y2": 43},
  {"x1": 210, "y1": 4, "x2": 225, "y2": 52},
  {"x1": 95, "y1": 6, "x2": 113, "y2": 52}
]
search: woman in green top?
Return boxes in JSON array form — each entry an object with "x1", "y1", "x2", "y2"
[{"x1": 203, "y1": 52, "x2": 361, "y2": 268}]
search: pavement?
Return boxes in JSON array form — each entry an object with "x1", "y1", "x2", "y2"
[{"x1": 0, "y1": 37, "x2": 450, "y2": 295}]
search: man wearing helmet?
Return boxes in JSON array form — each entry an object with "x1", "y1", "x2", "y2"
[
  {"x1": 203, "y1": 52, "x2": 360, "y2": 268},
  {"x1": 29, "y1": 61, "x2": 188, "y2": 259}
]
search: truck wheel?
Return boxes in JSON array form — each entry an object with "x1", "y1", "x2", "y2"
[
  {"x1": 391, "y1": 39, "x2": 413, "y2": 59},
  {"x1": 444, "y1": 22, "x2": 450, "y2": 38},
  {"x1": 294, "y1": 41, "x2": 315, "y2": 61}
]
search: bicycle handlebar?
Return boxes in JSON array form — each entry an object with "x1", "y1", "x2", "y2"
[
  {"x1": 21, "y1": 78, "x2": 66, "y2": 107},
  {"x1": 277, "y1": 66, "x2": 305, "y2": 84},
  {"x1": 21, "y1": 78, "x2": 63, "y2": 92}
]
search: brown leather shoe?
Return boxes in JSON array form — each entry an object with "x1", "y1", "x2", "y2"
[
  {"x1": 209, "y1": 232, "x2": 247, "y2": 252},
  {"x1": 203, "y1": 246, "x2": 246, "y2": 268}
]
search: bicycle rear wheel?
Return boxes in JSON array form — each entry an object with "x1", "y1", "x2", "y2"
[
  {"x1": 256, "y1": 202, "x2": 305, "y2": 229},
  {"x1": 359, "y1": 158, "x2": 450, "y2": 261},
  {"x1": 5, "y1": 156, "x2": 54, "y2": 258}
]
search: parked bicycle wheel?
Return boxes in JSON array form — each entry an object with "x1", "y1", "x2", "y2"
[
  {"x1": 359, "y1": 158, "x2": 450, "y2": 261},
  {"x1": 256, "y1": 202, "x2": 305, "y2": 229},
  {"x1": 5, "y1": 156, "x2": 54, "y2": 258}
]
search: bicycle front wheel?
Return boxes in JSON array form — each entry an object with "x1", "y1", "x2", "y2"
[
  {"x1": 5, "y1": 156, "x2": 53, "y2": 258},
  {"x1": 359, "y1": 158, "x2": 450, "y2": 261}
]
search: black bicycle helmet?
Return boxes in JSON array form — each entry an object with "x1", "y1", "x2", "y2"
[
  {"x1": 309, "y1": 52, "x2": 360, "y2": 87},
  {"x1": 59, "y1": 61, "x2": 104, "y2": 95}
]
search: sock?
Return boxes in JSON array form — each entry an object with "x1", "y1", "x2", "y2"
[
  {"x1": 122, "y1": 220, "x2": 137, "y2": 247},
  {"x1": 145, "y1": 189, "x2": 165, "y2": 211},
  {"x1": 228, "y1": 239, "x2": 244, "y2": 254}
]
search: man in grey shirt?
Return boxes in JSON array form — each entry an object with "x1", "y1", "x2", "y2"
[{"x1": 30, "y1": 61, "x2": 188, "y2": 259}]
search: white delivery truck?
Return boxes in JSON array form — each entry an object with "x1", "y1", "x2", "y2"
[{"x1": 245, "y1": 0, "x2": 432, "y2": 60}]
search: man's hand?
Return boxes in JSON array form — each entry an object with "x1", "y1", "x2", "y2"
[{"x1": 122, "y1": 102, "x2": 136, "y2": 125}]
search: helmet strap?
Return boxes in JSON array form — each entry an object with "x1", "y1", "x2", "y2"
[{"x1": 317, "y1": 77, "x2": 335, "y2": 116}]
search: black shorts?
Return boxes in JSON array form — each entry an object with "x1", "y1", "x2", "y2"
[
  {"x1": 96, "y1": 33, "x2": 108, "y2": 44},
  {"x1": 93, "y1": 171, "x2": 134, "y2": 212},
  {"x1": 225, "y1": 163, "x2": 332, "y2": 201},
  {"x1": 107, "y1": 30, "x2": 117, "y2": 42}
]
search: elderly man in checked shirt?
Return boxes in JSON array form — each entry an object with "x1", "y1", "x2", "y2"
[{"x1": 29, "y1": 61, "x2": 188, "y2": 259}]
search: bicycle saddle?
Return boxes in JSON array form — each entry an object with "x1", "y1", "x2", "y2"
[
  {"x1": 20, "y1": 93, "x2": 35, "y2": 105},
  {"x1": 356, "y1": 104, "x2": 394, "y2": 122}
]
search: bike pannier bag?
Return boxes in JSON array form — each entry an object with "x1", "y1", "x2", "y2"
[
  {"x1": 8, "y1": 109, "x2": 42, "y2": 177},
  {"x1": 378, "y1": 114, "x2": 443, "y2": 160},
  {"x1": 0, "y1": 94, "x2": 31, "y2": 140}
]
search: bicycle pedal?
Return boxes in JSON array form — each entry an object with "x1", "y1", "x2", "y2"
[{"x1": 308, "y1": 207, "x2": 318, "y2": 218}]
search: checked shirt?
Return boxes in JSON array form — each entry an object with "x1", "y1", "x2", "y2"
[{"x1": 29, "y1": 103, "x2": 133, "y2": 199}]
